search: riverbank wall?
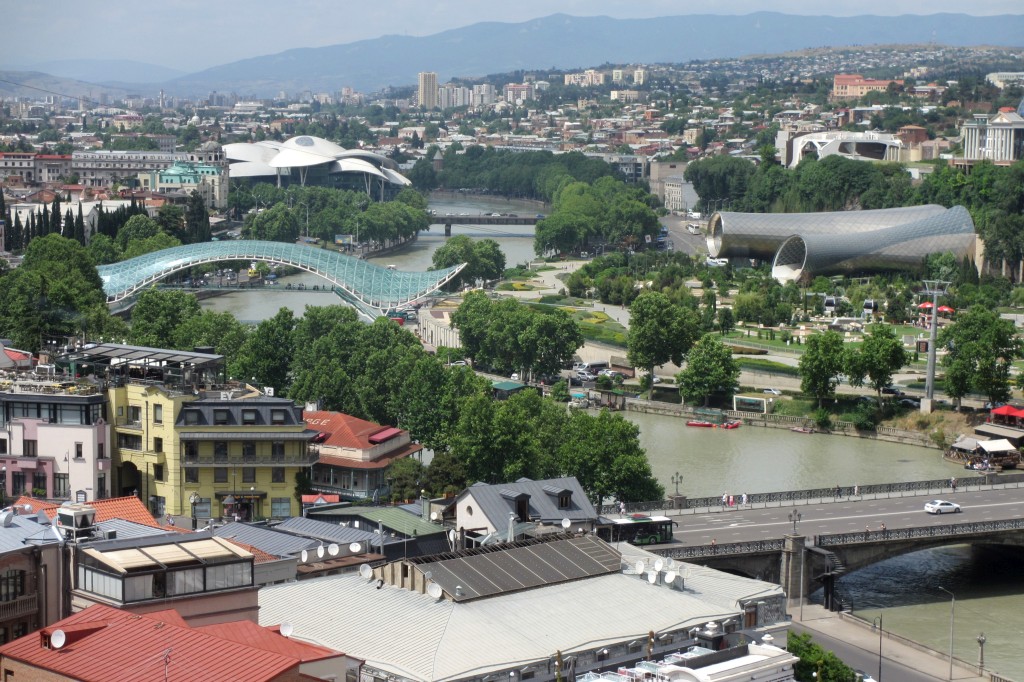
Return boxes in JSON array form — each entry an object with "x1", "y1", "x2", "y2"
[{"x1": 624, "y1": 398, "x2": 940, "y2": 450}]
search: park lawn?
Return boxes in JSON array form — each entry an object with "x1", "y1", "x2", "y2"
[
  {"x1": 572, "y1": 309, "x2": 628, "y2": 346},
  {"x1": 496, "y1": 281, "x2": 537, "y2": 291},
  {"x1": 736, "y1": 358, "x2": 800, "y2": 376},
  {"x1": 770, "y1": 397, "x2": 816, "y2": 417}
]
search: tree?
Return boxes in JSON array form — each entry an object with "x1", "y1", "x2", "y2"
[
  {"x1": 128, "y1": 288, "x2": 201, "y2": 348},
  {"x1": 939, "y1": 306, "x2": 1023, "y2": 405},
  {"x1": 799, "y1": 331, "x2": 847, "y2": 408},
  {"x1": 845, "y1": 325, "x2": 910, "y2": 402},
  {"x1": 716, "y1": 306, "x2": 734, "y2": 336},
  {"x1": 116, "y1": 214, "x2": 160, "y2": 251},
  {"x1": 174, "y1": 311, "x2": 250, "y2": 364},
  {"x1": 154, "y1": 204, "x2": 186, "y2": 242},
  {"x1": 431, "y1": 235, "x2": 506, "y2": 288},
  {"x1": 627, "y1": 291, "x2": 699, "y2": 391},
  {"x1": 230, "y1": 308, "x2": 296, "y2": 392},
  {"x1": 677, "y1": 333, "x2": 740, "y2": 406},
  {"x1": 386, "y1": 457, "x2": 426, "y2": 502},
  {"x1": 185, "y1": 190, "x2": 211, "y2": 244}
]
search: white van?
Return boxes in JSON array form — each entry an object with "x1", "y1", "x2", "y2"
[{"x1": 687, "y1": 224, "x2": 701, "y2": 235}]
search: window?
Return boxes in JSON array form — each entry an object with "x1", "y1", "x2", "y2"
[
  {"x1": 272, "y1": 467, "x2": 285, "y2": 483},
  {"x1": 271, "y1": 441, "x2": 284, "y2": 462},
  {"x1": 271, "y1": 409, "x2": 287, "y2": 425},
  {"x1": 129, "y1": 406, "x2": 141, "y2": 424},
  {"x1": 32, "y1": 472, "x2": 46, "y2": 495},
  {"x1": 558, "y1": 493, "x2": 571, "y2": 509},
  {"x1": 242, "y1": 442, "x2": 256, "y2": 461},
  {"x1": 242, "y1": 467, "x2": 255, "y2": 483},
  {"x1": 98, "y1": 442, "x2": 105, "y2": 459},
  {"x1": 271, "y1": 497, "x2": 291, "y2": 518},
  {"x1": 242, "y1": 409, "x2": 257, "y2": 425},
  {"x1": 23, "y1": 439, "x2": 37, "y2": 457},
  {"x1": 0, "y1": 440, "x2": 6, "y2": 455},
  {"x1": 214, "y1": 442, "x2": 227, "y2": 462},
  {"x1": 153, "y1": 404, "x2": 163, "y2": 424},
  {"x1": 183, "y1": 410, "x2": 199, "y2": 425},
  {"x1": 75, "y1": 442, "x2": 83, "y2": 459},
  {"x1": 184, "y1": 442, "x2": 198, "y2": 462},
  {"x1": 97, "y1": 474, "x2": 106, "y2": 499},
  {"x1": 0, "y1": 570, "x2": 25, "y2": 602},
  {"x1": 214, "y1": 469, "x2": 228, "y2": 483},
  {"x1": 153, "y1": 464, "x2": 164, "y2": 482},
  {"x1": 153, "y1": 437, "x2": 163, "y2": 453},
  {"x1": 10, "y1": 473, "x2": 23, "y2": 498},
  {"x1": 150, "y1": 495, "x2": 165, "y2": 517},
  {"x1": 54, "y1": 474, "x2": 69, "y2": 498},
  {"x1": 117, "y1": 433, "x2": 142, "y2": 450},
  {"x1": 214, "y1": 410, "x2": 230, "y2": 425}
]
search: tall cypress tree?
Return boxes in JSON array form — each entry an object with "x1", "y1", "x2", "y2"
[
  {"x1": 50, "y1": 197, "x2": 62, "y2": 235},
  {"x1": 7, "y1": 213, "x2": 21, "y2": 252},
  {"x1": 40, "y1": 205, "x2": 49, "y2": 237},
  {"x1": 63, "y1": 208, "x2": 74, "y2": 238},
  {"x1": 75, "y1": 202, "x2": 86, "y2": 245}
]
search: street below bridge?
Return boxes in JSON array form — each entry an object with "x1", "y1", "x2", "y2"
[{"x1": 666, "y1": 484, "x2": 1023, "y2": 547}]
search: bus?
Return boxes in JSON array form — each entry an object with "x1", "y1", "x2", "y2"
[{"x1": 597, "y1": 515, "x2": 676, "y2": 546}]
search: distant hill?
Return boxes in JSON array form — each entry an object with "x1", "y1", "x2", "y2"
[
  {"x1": 0, "y1": 71, "x2": 128, "y2": 102},
  {"x1": 27, "y1": 59, "x2": 186, "y2": 85},
  {"x1": 162, "y1": 12, "x2": 1024, "y2": 96}
]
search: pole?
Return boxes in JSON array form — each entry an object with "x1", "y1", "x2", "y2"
[
  {"x1": 939, "y1": 587, "x2": 954, "y2": 680},
  {"x1": 873, "y1": 615, "x2": 883, "y2": 682},
  {"x1": 798, "y1": 546, "x2": 805, "y2": 621}
]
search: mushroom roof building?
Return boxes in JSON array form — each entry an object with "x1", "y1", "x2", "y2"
[{"x1": 224, "y1": 135, "x2": 411, "y2": 197}]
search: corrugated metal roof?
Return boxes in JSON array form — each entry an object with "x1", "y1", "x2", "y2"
[
  {"x1": 214, "y1": 521, "x2": 319, "y2": 557},
  {"x1": 306, "y1": 506, "x2": 445, "y2": 538},
  {"x1": 94, "y1": 519, "x2": 174, "y2": 541},
  {"x1": 195, "y1": 619, "x2": 342, "y2": 662},
  {"x1": 274, "y1": 516, "x2": 379, "y2": 545},
  {"x1": 0, "y1": 603, "x2": 299, "y2": 681},
  {"x1": 258, "y1": 556, "x2": 785, "y2": 682},
  {"x1": 457, "y1": 477, "x2": 597, "y2": 528}
]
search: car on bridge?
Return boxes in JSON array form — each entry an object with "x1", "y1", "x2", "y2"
[{"x1": 924, "y1": 499, "x2": 961, "y2": 514}]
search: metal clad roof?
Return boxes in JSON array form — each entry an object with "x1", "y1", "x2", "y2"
[
  {"x1": 457, "y1": 477, "x2": 598, "y2": 529},
  {"x1": 309, "y1": 506, "x2": 445, "y2": 538},
  {"x1": 214, "y1": 521, "x2": 319, "y2": 557},
  {"x1": 273, "y1": 516, "x2": 378, "y2": 545}
]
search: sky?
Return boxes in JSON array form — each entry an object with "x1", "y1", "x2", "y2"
[{"x1": 3, "y1": 0, "x2": 1022, "y2": 73}]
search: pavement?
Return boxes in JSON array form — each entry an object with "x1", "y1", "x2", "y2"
[{"x1": 789, "y1": 604, "x2": 990, "y2": 682}]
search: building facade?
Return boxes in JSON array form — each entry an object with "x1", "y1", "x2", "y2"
[
  {"x1": 418, "y1": 72, "x2": 438, "y2": 110},
  {"x1": 960, "y1": 109, "x2": 1024, "y2": 163},
  {"x1": 137, "y1": 160, "x2": 228, "y2": 209},
  {"x1": 830, "y1": 74, "x2": 903, "y2": 100}
]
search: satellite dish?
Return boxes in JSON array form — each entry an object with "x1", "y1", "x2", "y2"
[
  {"x1": 348, "y1": 542, "x2": 361, "y2": 553},
  {"x1": 328, "y1": 543, "x2": 339, "y2": 556},
  {"x1": 647, "y1": 571, "x2": 657, "y2": 584},
  {"x1": 280, "y1": 622, "x2": 294, "y2": 638},
  {"x1": 666, "y1": 559, "x2": 676, "y2": 569},
  {"x1": 358, "y1": 563, "x2": 373, "y2": 580},
  {"x1": 665, "y1": 570, "x2": 677, "y2": 584},
  {"x1": 427, "y1": 582, "x2": 443, "y2": 600},
  {"x1": 51, "y1": 630, "x2": 66, "y2": 649},
  {"x1": 430, "y1": 511, "x2": 438, "y2": 521},
  {"x1": 317, "y1": 544, "x2": 325, "y2": 559},
  {"x1": 635, "y1": 560, "x2": 645, "y2": 574},
  {"x1": 654, "y1": 559, "x2": 664, "y2": 572},
  {"x1": 300, "y1": 549, "x2": 308, "y2": 563},
  {"x1": 448, "y1": 529, "x2": 457, "y2": 543},
  {"x1": 561, "y1": 518, "x2": 571, "y2": 529}
]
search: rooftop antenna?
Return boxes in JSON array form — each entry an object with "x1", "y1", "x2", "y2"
[
  {"x1": 279, "y1": 622, "x2": 293, "y2": 638},
  {"x1": 327, "y1": 543, "x2": 339, "y2": 557},
  {"x1": 560, "y1": 517, "x2": 571, "y2": 531},
  {"x1": 348, "y1": 542, "x2": 361, "y2": 553},
  {"x1": 50, "y1": 629, "x2": 66, "y2": 649},
  {"x1": 427, "y1": 582, "x2": 443, "y2": 600},
  {"x1": 358, "y1": 563, "x2": 373, "y2": 580}
]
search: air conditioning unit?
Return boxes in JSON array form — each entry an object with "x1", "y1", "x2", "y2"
[{"x1": 55, "y1": 504, "x2": 96, "y2": 540}]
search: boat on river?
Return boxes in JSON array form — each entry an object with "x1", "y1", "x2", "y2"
[
  {"x1": 687, "y1": 420, "x2": 715, "y2": 428},
  {"x1": 722, "y1": 420, "x2": 742, "y2": 429},
  {"x1": 791, "y1": 426, "x2": 816, "y2": 434}
]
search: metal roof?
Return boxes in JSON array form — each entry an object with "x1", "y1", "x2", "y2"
[
  {"x1": 306, "y1": 506, "x2": 446, "y2": 538},
  {"x1": 456, "y1": 477, "x2": 598, "y2": 528},
  {"x1": 213, "y1": 521, "x2": 319, "y2": 557},
  {"x1": 273, "y1": 516, "x2": 380, "y2": 545},
  {"x1": 59, "y1": 342, "x2": 222, "y2": 367},
  {"x1": 258, "y1": 550, "x2": 784, "y2": 682},
  {"x1": 96, "y1": 240, "x2": 464, "y2": 318}
]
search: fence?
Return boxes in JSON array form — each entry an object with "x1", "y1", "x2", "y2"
[
  {"x1": 652, "y1": 538, "x2": 785, "y2": 560},
  {"x1": 815, "y1": 517, "x2": 1024, "y2": 547}
]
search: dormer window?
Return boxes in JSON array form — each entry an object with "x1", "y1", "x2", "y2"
[
  {"x1": 558, "y1": 493, "x2": 571, "y2": 509},
  {"x1": 214, "y1": 409, "x2": 230, "y2": 425},
  {"x1": 183, "y1": 410, "x2": 199, "y2": 426},
  {"x1": 242, "y1": 409, "x2": 257, "y2": 426}
]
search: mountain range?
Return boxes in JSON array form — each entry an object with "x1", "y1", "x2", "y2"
[{"x1": 4, "y1": 12, "x2": 1024, "y2": 99}]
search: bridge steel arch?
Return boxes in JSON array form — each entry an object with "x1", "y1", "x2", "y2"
[{"x1": 97, "y1": 240, "x2": 466, "y2": 319}]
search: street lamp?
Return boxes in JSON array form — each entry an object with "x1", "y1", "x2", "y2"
[
  {"x1": 977, "y1": 632, "x2": 986, "y2": 670},
  {"x1": 671, "y1": 472, "x2": 682, "y2": 495},
  {"x1": 788, "y1": 510, "x2": 802, "y2": 535},
  {"x1": 189, "y1": 491, "x2": 199, "y2": 530},
  {"x1": 871, "y1": 615, "x2": 884, "y2": 682},
  {"x1": 938, "y1": 586, "x2": 955, "y2": 680}
]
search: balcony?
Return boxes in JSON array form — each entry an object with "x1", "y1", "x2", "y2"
[
  {"x1": 114, "y1": 417, "x2": 142, "y2": 430},
  {"x1": 0, "y1": 594, "x2": 38, "y2": 622},
  {"x1": 182, "y1": 450, "x2": 318, "y2": 467}
]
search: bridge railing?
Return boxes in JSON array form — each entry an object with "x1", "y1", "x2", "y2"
[
  {"x1": 599, "y1": 473, "x2": 1024, "y2": 516},
  {"x1": 652, "y1": 538, "x2": 786, "y2": 560},
  {"x1": 815, "y1": 517, "x2": 1024, "y2": 547}
]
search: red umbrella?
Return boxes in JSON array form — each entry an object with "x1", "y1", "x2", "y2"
[
  {"x1": 917, "y1": 301, "x2": 933, "y2": 309},
  {"x1": 938, "y1": 305, "x2": 955, "y2": 314}
]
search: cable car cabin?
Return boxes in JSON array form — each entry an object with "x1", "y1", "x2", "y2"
[
  {"x1": 597, "y1": 514, "x2": 676, "y2": 546},
  {"x1": 863, "y1": 299, "x2": 878, "y2": 312},
  {"x1": 824, "y1": 296, "x2": 837, "y2": 312}
]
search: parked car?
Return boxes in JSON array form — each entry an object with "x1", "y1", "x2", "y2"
[
  {"x1": 763, "y1": 388, "x2": 783, "y2": 396},
  {"x1": 576, "y1": 370, "x2": 597, "y2": 382},
  {"x1": 900, "y1": 398, "x2": 921, "y2": 408},
  {"x1": 510, "y1": 372, "x2": 520, "y2": 381},
  {"x1": 687, "y1": 224, "x2": 701, "y2": 235},
  {"x1": 855, "y1": 671, "x2": 878, "y2": 682},
  {"x1": 924, "y1": 499, "x2": 961, "y2": 514},
  {"x1": 881, "y1": 386, "x2": 904, "y2": 396}
]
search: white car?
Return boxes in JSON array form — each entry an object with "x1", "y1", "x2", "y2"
[
  {"x1": 576, "y1": 370, "x2": 597, "y2": 382},
  {"x1": 763, "y1": 388, "x2": 783, "y2": 396},
  {"x1": 924, "y1": 499, "x2": 961, "y2": 514},
  {"x1": 510, "y1": 372, "x2": 520, "y2": 381}
]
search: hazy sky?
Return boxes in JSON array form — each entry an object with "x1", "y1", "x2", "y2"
[{"x1": 4, "y1": 0, "x2": 1022, "y2": 72}]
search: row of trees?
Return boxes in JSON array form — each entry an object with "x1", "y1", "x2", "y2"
[
  {"x1": 125, "y1": 291, "x2": 660, "y2": 503},
  {"x1": 799, "y1": 326, "x2": 910, "y2": 408}
]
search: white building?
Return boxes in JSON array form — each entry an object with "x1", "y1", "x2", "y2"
[{"x1": 960, "y1": 108, "x2": 1024, "y2": 163}]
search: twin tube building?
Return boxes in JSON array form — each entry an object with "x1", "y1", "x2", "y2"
[{"x1": 705, "y1": 205, "x2": 976, "y2": 282}]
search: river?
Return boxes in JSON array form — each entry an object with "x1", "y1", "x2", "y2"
[{"x1": 197, "y1": 197, "x2": 1024, "y2": 679}]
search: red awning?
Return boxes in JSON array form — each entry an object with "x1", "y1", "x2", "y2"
[
  {"x1": 990, "y1": 405, "x2": 1024, "y2": 418},
  {"x1": 918, "y1": 301, "x2": 933, "y2": 309},
  {"x1": 368, "y1": 427, "x2": 402, "y2": 444},
  {"x1": 938, "y1": 305, "x2": 955, "y2": 313}
]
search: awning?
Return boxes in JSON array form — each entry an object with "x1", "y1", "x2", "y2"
[
  {"x1": 368, "y1": 427, "x2": 401, "y2": 444},
  {"x1": 979, "y1": 438, "x2": 1017, "y2": 454},
  {"x1": 974, "y1": 423, "x2": 1024, "y2": 446},
  {"x1": 950, "y1": 436, "x2": 981, "y2": 452},
  {"x1": 989, "y1": 405, "x2": 1021, "y2": 417}
]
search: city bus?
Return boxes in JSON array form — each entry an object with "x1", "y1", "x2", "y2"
[{"x1": 597, "y1": 515, "x2": 676, "y2": 546}]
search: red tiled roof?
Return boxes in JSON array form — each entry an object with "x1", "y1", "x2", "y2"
[
  {"x1": 16, "y1": 495, "x2": 160, "y2": 527},
  {"x1": 196, "y1": 619, "x2": 343, "y2": 663},
  {"x1": 302, "y1": 494, "x2": 340, "y2": 504},
  {"x1": 222, "y1": 539, "x2": 279, "y2": 564},
  {"x1": 4, "y1": 348, "x2": 31, "y2": 362},
  {"x1": 303, "y1": 410, "x2": 407, "y2": 450},
  {"x1": 0, "y1": 604, "x2": 300, "y2": 681}
]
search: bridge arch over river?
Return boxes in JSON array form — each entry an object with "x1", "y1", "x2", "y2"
[{"x1": 97, "y1": 240, "x2": 465, "y2": 319}]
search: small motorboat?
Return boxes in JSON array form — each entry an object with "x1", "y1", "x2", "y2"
[
  {"x1": 687, "y1": 420, "x2": 715, "y2": 428},
  {"x1": 791, "y1": 426, "x2": 815, "y2": 434},
  {"x1": 722, "y1": 420, "x2": 742, "y2": 429}
]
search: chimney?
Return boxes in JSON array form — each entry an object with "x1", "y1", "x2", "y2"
[{"x1": 421, "y1": 494, "x2": 430, "y2": 522}]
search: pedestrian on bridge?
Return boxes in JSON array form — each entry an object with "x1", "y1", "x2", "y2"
[
  {"x1": 951, "y1": 476, "x2": 958, "y2": 492},
  {"x1": 834, "y1": 484, "x2": 841, "y2": 499}
]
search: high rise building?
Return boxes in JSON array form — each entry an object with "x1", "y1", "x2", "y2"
[
  {"x1": 634, "y1": 69, "x2": 647, "y2": 86},
  {"x1": 418, "y1": 71, "x2": 438, "y2": 110}
]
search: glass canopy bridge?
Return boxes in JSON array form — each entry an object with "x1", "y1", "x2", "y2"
[{"x1": 97, "y1": 240, "x2": 466, "y2": 320}]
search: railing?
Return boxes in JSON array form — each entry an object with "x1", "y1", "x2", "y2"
[
  {"x1": 184, "y1": 452, "x2": 318, "y2": 466},
  {"x1": 652, "y1": 539, "x2": 786, "y2": 560},
  {"x1": 114, "y1": 417, "x2": 142, "y2": 429},
  {"x1": 0, "y1": 594, "x2": 37, "y2": 621},
  {"x1": 816, "y1": 517, "x2": 1024, "y2": 547}
]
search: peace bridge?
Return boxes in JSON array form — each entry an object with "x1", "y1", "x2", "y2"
[{"x1": 97, "y1": 240, "x2": 466, "y2": 319}]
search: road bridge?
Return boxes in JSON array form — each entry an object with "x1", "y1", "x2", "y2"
[
  {"x1": 623, "y1": 475, "x2": 1024, "y2": 611},
  {"x1": 429, "y1": 213, "x2": 540, "y2": 236}
]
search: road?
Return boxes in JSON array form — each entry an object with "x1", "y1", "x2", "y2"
[{"x1": 668, "y1": 486, "x2": 1023, "y2": 546}]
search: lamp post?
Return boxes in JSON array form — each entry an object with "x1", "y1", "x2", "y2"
[
  {"x1": 788, "y1": 510, "x2": 802, "y2": 535},
  {"x1": 671, "y1": 472, "x2": 682, "y2": 495},
  {"x1": 938, "y1": 586, "x2": 955, "y2": 680},
  {"x1": 977, "y1": 632, "x2": 986, "y2": 670},
  {"x1": 189, "y1": 491, "x2": 199, "y2": 530},
  {"x1": 872, "y1": 615, "x2": 884, "y2": 682}
]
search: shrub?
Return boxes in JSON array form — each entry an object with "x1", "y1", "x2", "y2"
[{"x1": 813, "y1": 408, "x2": 832, "y2": 430}]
